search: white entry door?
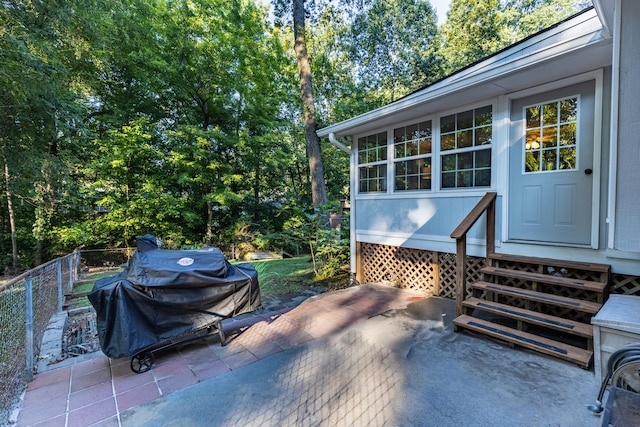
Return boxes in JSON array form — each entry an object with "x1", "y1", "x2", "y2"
[{"x1": 508, "y1": 81, "x2": 596, "y2": 246}]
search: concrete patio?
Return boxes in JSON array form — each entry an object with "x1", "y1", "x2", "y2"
[{"x1": 14, "y1": 284, "x2": 604, "y2": 426}]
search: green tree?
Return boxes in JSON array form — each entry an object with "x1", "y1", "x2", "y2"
[
  {"x1": 0, "y1": 0, "x2": 596, "y2": 268},
  {"x1": 273, "y1": 0, "x2": 329, "y2": 209},
  {"x1": 500, "y1": 0, "x2": 592, "y2": 45},
  {"x1": 440, "y1": 0, "x2": 504, "y2": 75},
  {"x1": 308, "y1": 2, "x2": 385, "y2": 121},
  {"x1": 440, "y1": 0, "x2": 591, "y2": 75},
  {"x1": 348, "y1": 0, "x2": 442, "y2": 103},
  {"x1": 60, "y1": 0, "x2": 303, "y2": 252},
  {"x1": 0, "y1": 0, "x2": 103, "y2": 266}
]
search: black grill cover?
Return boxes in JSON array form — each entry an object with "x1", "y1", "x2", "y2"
[{"x1": 88, "y1": 238, "x2": 260, "y2": 358}]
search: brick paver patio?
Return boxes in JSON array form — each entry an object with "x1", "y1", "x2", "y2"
[{"x1": 15, "y1": 284, "x2": 424, "y2": 427}]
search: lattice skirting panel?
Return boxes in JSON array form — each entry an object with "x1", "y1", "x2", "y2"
[
  {"x1": 358, "y1": 243, "x2": 640, "y2": 301},
  {"x1": 611, "y1": 274, "x2": 640, "y2": 296},
  {"x1": 359, "y1": 243, "x2": 485, "y2": 299}
]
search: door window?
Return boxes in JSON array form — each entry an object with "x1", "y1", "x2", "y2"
[{"x1": 524, "y1": 97, "x2": 578, "y2": 173}]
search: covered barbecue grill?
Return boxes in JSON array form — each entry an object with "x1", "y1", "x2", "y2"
[{"x1": 88, "y1": 235, "x2": 260, "y2": 372}]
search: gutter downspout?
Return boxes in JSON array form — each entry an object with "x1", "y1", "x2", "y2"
[
  {"x1": 606, "y1": 1, "x2": 621, "y2": 250},
  {"x1": 328, "y1": 133, "x2": 357, "y2": 285},
  {"x1": 328, "y1": 132, "x2": 351, "y2": 154}
]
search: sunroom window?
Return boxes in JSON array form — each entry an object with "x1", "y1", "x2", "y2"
[
  {"x1": 440, "y1": 106, "x2": 492, "y2": 189},
  {"x1": 393, "y1": 121, "x2": 432, "y2": 191},
  {"x1": 358, "y1": 131, "x2": 388, "y2": 193}
]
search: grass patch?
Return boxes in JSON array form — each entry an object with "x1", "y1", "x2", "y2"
[
  {"x1": 73, "y1": 283, "x2": 94, "y2": 293},
  {"x1": 67, "y1": 258, "x2": 349, "y2": 309},
  {"x1": 85, "y1": 268, "x2": 124, "y2": 281},
  {"x1": 68, "y1": 268, "x2": 123, "y2": 309},
  {"x1": 244, "y1": 256, "x2": 350, "y2": 300},
  {"x1": 246, "y1": 257, "x2": 315, "y2": 299}
]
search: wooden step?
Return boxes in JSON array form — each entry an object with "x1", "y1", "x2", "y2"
[
  {"x1": 453, "y1": 314, "x2": 593, "y2": 368},
  {"x1": 488, "y1": 253, "x2": 610, "y2": 276},
  {"x1": 480, "y1": 266, "x2": 608, "y2": 293},
  {"x1": 462, "y1": 297, "x2": 593, "y2": 338},
  {"x1": 470, "y1": 281, "x2": 602, "y2": 314},
  {"x1": 74, "y1": 279, "x2": 94, "y2": 286}
]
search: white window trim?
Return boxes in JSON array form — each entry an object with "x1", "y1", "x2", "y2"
[
  {"x1": 519, "y1": 94, "x2": 582, "y2": 176},
  {"x1": 354, "y1": 99, "x2": 498, "y2": 199},
  {"x1": 392, "y1": 119, "x2": 434, "y2": 193},
  {"x1": 357, "y1": 131, "x2": 389, "y2": 194}
]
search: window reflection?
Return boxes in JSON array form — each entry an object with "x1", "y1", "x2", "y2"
[
  {"x1": 393, "y1": 121, "x2": 432, "y2": 191},
  {"x1": 439, "y1": 106, "x2": 492, "y2": 189},
  {"x1": 524, "y1": 97, "x2": 578, "y2": 173},
  {"x1": 357, "y1": 132, "x2": 388, "y2": 193}
]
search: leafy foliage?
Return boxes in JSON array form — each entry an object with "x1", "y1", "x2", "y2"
[
  {"x1": 440, "y1": 0, "x2": 591, "y2": 74},
  {"x1": 347, "y1": 0, "x2": 442, "y2": 103},
  {"x1": 305, "y1": 204, "x2": 350, "y2": 280},
  {"x1": 0, "y1": 0, "x2": 591, "y2": 276}
]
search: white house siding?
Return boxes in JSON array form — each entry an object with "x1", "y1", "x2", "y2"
[
  {"x1": 613, "y1": 0, "x2": 640, "y2": 253},
  {"x1": 355, "y1": 195, "x2": 502, "y2": 258}
]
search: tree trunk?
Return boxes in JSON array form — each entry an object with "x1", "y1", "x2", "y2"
[
  {"x1": 4, "y1": 161, "x2": 18, "y2": 269},
  {"x1": 206, "y1": 199, "x2": 213, "y2": 245},
  {"x1": 34, "y1": 175, "x2": 54, "y2": 267},
  {"x1": 293, "y1": 0, "x2": 327, "y2": 208}
]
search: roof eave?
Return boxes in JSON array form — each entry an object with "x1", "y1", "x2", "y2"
[{"x1": 592, "y1": 0, "x2": 615, "y2": 35}]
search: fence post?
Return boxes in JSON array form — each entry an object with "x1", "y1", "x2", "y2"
[
  {"x1": 57, "y1": 260, "x2": 63, "y2": 312},
  {"x1": 68, "y1": 254, "x2": 74, "y2": 292},
  {"x1": 25, "y1": 274, "x2": 34, "y2": 382}
]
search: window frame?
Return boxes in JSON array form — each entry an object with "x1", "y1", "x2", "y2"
[
  {"x1": 439, "y1": 105, "x2": 493, "y2": 190},
  {"x1": 355, "y1": 101, "x2": 495, "y2": 197},
  {"x1": 356, "y1": 131, "x2": 389, "y2": 194},
  {"x1": 392, "y1": 119, "x2": 433, "y2": 192},
  {"x1": 520, "y1": 94, "x2": 581, "y2": 175}
]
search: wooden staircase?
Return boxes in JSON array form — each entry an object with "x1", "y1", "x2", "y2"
[{"x1": 453, "y1": 253, "x2": 610, "y2": 368}]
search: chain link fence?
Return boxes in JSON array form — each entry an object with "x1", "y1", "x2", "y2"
[
  {"x1": 79, "y1": 248, "x2": 133, "y2": 269},
  {"x1": 0, "y1": 247, "x2": 204, "y2": 422},
  {"x1": 0, "y1": 252, "x2": 79, "y2": 424}
]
